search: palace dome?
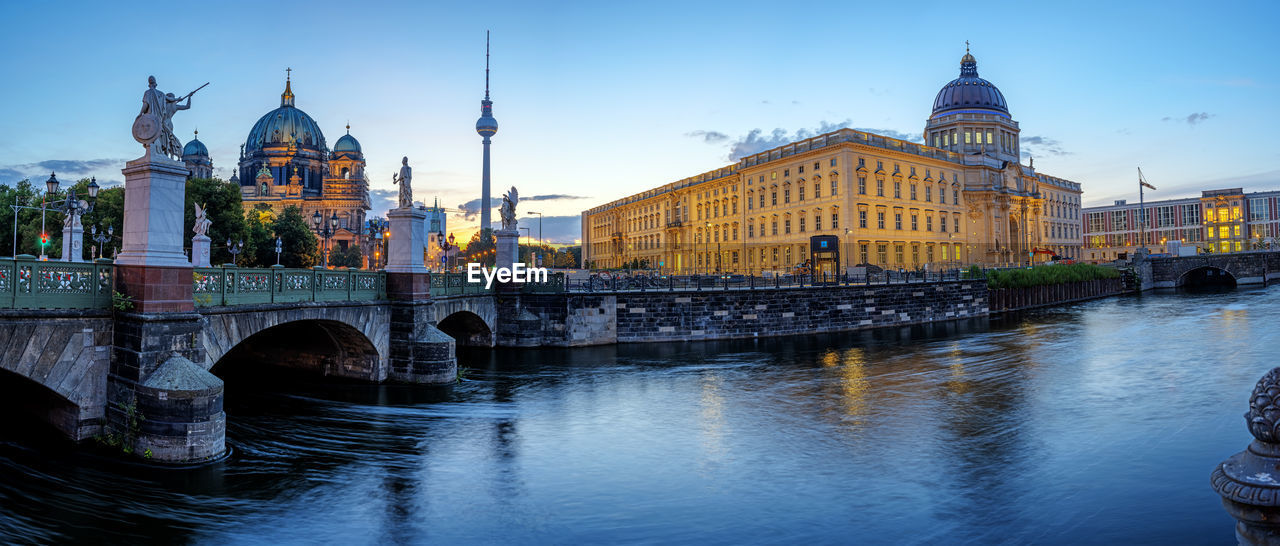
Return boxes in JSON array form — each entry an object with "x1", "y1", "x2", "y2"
[
  {"x1": 334, "y1": 132, "x2": 361, "y2": 153},
  {"x1": 182, "y1": 134, "x2": 208, "y2": 157},
  {"x1": 244, "y1": 79, "x2": 327, "y2": 154},
  {"x1": 931, "y1": 51, "x2": 1009, "y2": 118}
]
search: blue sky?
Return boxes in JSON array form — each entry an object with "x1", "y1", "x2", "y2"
[{"x1": 2, "y1": 0, "x2": 1276, "y2": 243}]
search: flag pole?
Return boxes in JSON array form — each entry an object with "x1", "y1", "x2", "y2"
[{"x1": 1139, "y1": 167, "x2": 1146, "y2": 253}]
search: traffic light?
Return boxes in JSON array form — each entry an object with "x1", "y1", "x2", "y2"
[{"x1": 39, "y1": 233, "x2": 48, "y2": 245}]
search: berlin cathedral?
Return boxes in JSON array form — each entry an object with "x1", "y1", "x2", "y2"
[{"x1": 181, "y1": 73, "x2": 371, "y2": 253}]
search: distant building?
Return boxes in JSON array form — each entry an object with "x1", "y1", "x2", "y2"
[
  {"x1": 1082, "y1": 188, "x2": 1280, "y2": 261},
  {"x1": 581, "y1": 48, "x2": 1083, "y2": 273},
  {"x1": 234, "y1": 72, "x2": 371, "y2": 253},
  {"x1": 181, "y1": 130, "x2": 213, "y2": 179}
]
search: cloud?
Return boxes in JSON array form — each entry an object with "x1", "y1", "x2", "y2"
[
  {"x1": 0, "y1": 158, "x2": 128, "y2": 185},
  {"x1": 520, "y1": 215, "x2": 581, "y2": 244},
  {"x1": 456, "y1": 197, "x2": 500, "y2": 221},
  {"x1": 1162, "y1": 112, "x2": 1214, "y2": 126},
  {"x1": 525, "y1": 194, "x2": 588, "y2": 201},
  {"x1": 722, "y1": 120, "x2": 922, "y2": 160},
  {"x1": 685, "y1": 130, "x2": 729, "y2": 143},
  {"x1": 369, "y1": 189, "x2": 397, "y2": 215},
  {"x1": 1020, "y1": 135, "x2": 1071, "y2": 157}
]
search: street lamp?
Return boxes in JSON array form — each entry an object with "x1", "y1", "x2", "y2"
[
  {"x1": 447, "y1": 232, "x2": 456, "y2": 272},
  {"x1": 312, "y1": 210, "x2": 338, "y2": 267},
  {"x1": 43, "y1": 173, "x2": 99, "y2": 262},
  {"x1": 90, "y1": 223, "x2": 114, "y2": 260},
  {"x1": 526, "y1": 211, "x2": 543, "y2": 249},
  {"x1": 225, "y1": 238, "x2": 244, "y2": 266}
]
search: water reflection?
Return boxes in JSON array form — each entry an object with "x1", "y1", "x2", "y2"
[{"x1": 0, "y1": 289, "x2": 1274, "y2": 543}]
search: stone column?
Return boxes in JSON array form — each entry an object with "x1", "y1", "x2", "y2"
[
  {"x1": 61, "y1": 214, "x2": 85, "y2": 262},
  {"x1": 191, "y1": 234, "x2": 211, "y2": 267},
  {"x1": 495, "y1": 228, "x2": 519, "y2": 271},
  {"x1": 1212, "y1": 367, "x2": 1280, "y2": 545},
  {"x1": 384, "y1": 206, "x2": 456, "y2": 384},
  {"x1": 108, "y1": 155, "x2": 224, "y2": 464}
]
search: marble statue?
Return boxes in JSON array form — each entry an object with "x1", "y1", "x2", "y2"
[
  {"x1": 392, "y1": 156, "x2": 412, "y2": 209},
  {"x1": 193, "y1": 202, "x2": 212, "y2": 236},
  {"x1": 500, "y1": 186, "x2": 518, "y2": 230},
  {"x1": 133, "y1": 76, "x2": 206, "y2": 159}
]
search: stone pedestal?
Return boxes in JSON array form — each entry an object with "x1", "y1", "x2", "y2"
[
  {"x1": 386, "y1": 206, "x2": 429, "y2": 273},
  {"x1": 116, "y1": 156, "x2": 191, "y2": 267},
  {"x1": 1212, "y1": 367, "x2": 1280, "y2": 545},
  {"x1": 385, "y1": 270, "x2": 458, "y2": 384},
  {"x1": 61, "y1": 215, "x2": 85, "y2": 262},
  {"x1": 495, "y1": 228, "x2": 519, "y2": 271},
  {"x1": 191, "y1": 234, "x2": 211, "y2": 267},
  {"x1": 109, "y1": 312, "x2": 224, "y2": 464}
]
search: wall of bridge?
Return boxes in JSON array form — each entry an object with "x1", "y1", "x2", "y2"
[
  {"x1": 1148, "y1": 252, "x2": 1280, "y2": 288},
  {"x1": 503, "y1": 282, "x2": 988, "y2": 346},
  {"x1": 0, "y1": 310, "x2": 112, "y2": 441}
]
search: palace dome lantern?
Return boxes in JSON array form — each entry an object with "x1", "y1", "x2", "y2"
[
  {"x1": 931, "y1": 50, "x2": 1009, "y2": 118},
  {"x1": 924, "y1": 43, "x2": 1021, "y2": 162}
]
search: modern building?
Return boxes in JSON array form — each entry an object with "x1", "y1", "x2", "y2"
[
  {"x1": 181, "y1": 130, "x2": 213, "y2": 180},
  {"x1": 234, "y1": 72, "x2": 371, "y2": 253},
  {"x1": 581, "y1": 48, "x2": 1083, "y2": 273},
  {"x1": 1082, "y1": 188, "x2": 1280, "y2": 261}
]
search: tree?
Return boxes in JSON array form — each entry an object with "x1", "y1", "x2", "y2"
[
  {"x1": 241, "y1": 204, "x2": 276, "y2": 267},
  {"x1": 80, "y1": 182, "x2": 124, "y2": 260},
  {"x1": 329, "y1": 244, "x2": 364, "y2": 268},
  {"x1": 463, "y1": 230, "x2": 495, "y2": 265},
  {"x1": 272, "y1": 205, "x2": 318, "y2": 268},
  {"x1": 184, "y1": 178, "x2": 247, "y2": 264}
]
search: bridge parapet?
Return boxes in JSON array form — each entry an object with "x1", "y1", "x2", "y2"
[
  {"x1": 0, "y1": 256, "x2": 114, "y2": 309},
  {"x1": 193, "y1": 267, "x2": 385, "y2": 306}
]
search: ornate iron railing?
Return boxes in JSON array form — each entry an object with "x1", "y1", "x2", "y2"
[
  {"x1": 0, "y1": 257, "x2": 114, "y2": 309},
  {"x1": 428, "y1": 272, "x2": 493, "y2": 296},
  {"x1": 193, "y1": 266, "x2": 386, "y2": 307}
]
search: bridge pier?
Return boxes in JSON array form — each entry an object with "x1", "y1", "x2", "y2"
[{"x1": 386, "y1": 272, "x2": 457, "y2": 384}]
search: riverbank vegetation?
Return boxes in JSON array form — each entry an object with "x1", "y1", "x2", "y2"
[{"x1": 984, "y1": 264, "x2": 1120, "y2": 289}]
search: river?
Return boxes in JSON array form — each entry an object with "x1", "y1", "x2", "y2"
[{"x1": 0, "y1": 286, "x2": 1272, "y2": 544}]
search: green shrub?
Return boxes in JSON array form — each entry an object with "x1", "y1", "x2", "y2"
[{"x1": 986, "y1": 264, "x2": 1119, "y2": 289}]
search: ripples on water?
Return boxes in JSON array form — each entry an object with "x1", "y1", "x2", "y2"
[{"x1": 1, "y1": 287, "x2": 1273, "y2": 544}]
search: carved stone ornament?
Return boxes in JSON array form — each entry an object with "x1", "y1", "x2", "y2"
[{"x1": 1212, "y1": 367, "x2": 1280, "y2": 544}]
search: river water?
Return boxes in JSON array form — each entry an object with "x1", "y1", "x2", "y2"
[{"x1": 1, "y1": 287, "x2": 1274, "y2": 544}]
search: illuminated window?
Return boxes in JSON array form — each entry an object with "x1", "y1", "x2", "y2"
[
  {"x1": 1220, "y1": 226, "x2": 1229, "y2": 239},
  {"x1": 941, "y1": 245, "x2": 949, "y2": 260},
  {"x1": 1235, "y1": 241, "x2": 1243, "y2": 252},
  {"x1": 965, "y1": 131, "x2": 972, "y2": 144},
  {"x1": 1234, "y1": 225, "x2": 1241, "y2": 237}
]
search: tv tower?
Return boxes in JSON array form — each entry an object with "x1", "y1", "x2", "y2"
[{"x1": 475, "y1": 31, "x2": 499, "y2": 237}]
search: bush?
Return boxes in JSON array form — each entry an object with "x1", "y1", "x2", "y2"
[{"x1": 986, "y1": 264, "x2": 1119, "y2": 289}]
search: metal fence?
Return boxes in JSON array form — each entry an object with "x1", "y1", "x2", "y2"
[
  {"x1": 427, "y1": 272, "x2": 567, "y2": 296},
  {"x1": 0, "y1": 257, "x2": 114, "y2": 309},
  {"x1": 565, "y1": 270, "x2": 971, "y2": 292},
  {"x1": 193, "y1": 267, "x2": 385, "y2": 307}
]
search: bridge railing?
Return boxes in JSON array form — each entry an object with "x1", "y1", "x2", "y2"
[
  {"x1": 428, "y1": 273, "x2": 494, "y2": 296},
  {"x1": 0, "y1": 256, "x2": 114, "y2": 309},
  {"x1": 193, "y1": 266, "x2": 385, "y2": 307}
]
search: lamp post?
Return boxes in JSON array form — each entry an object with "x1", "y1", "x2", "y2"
[
  {"x1": 526, "y1": 211, "x2": 543, "y2": 249},
  {"x1": 225, "y1": 238, "x2": 244, "y2": 266},
  {"x1": 90, "y1": 224, "x2": 114, "y2": 260},
  {"x1": 42, "y1": 173, "x2": 99, "y2": 261},
  {"x1": 447, "y1": 232, "x2": 456, "y2": 272},
  {"x1": 312, "y1": 211, "x2": 338, "y2": 267}
]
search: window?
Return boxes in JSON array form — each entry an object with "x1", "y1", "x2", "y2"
[
  {"x1": 877, "y1": 211, "x2": 885, "y2": 229},
  {"x1": 748, "y1": 224, "x2": 754, "y2": 238},
  {"x1": 953, "y1": 189, "x2": 958, "y2": 203},
  {"x1": 831, "y1": 177, "x2": 838, "y2": 196},
  {"x1": 927, "y1": 245, "x2": 934, "y2": 262},
  {"x1": 798, "y1": 186, "x2": 805, "y2": 201},
  {"x1": 784, "y1": 217, "x2": 791, "y2": 234},
  {"x1": 941, "y1": 245, "x2": 949, "y2": 260},
  {"x1": 760, "y1": 193, "x2": 766, "y2": 209},
  {"x1": 877, "y1": 244, "x2": 888, "y2": 264},
  {"x1": 814, "y1": 182, "x2": 820, "y2": 198},
  {"x1": 798, "y1": 165, "x2": 804, "y2": 174},
  {"x1": 940, "y1": 214, "x2": 947, "y2": 232},
  {"x1": 858, "y1": 177, "x2": 866, "y2": 195},
  {"x1": 784, "y1": 188, "x2": 791, "y2": 204},
  {"x1": 747, "y1": 193, "x2": 753, "y2": 210},
  {"x1": 894, "y1": 213, "x2": 902, "y2": 230},
  {"x1": 815, "y1": 212, "x2": 822, "y2": 231},
  {"x1": 832, "y1": 158, "x2": 838, "y2": 167},
  {"x1": 926, "y1": 215, "x2": 933, "y2": 231},
  {"x1": 859, "y1": 210, "x2": 868, "y2": 228},
  {"x1": 911, "y1": 214, "x2": 918, "y2": 231},
  {"x1": 771, "y1": 191, "x2": 777, "y2": 206},
  {"x1": 771, "y1": 219, "x2": 778, "y2": 235},
  {"x1": 895, "y1": 245, "x2": 904, "y2": 264},
  {"x1": 831, "y1": 211, "x2": 839, "y2": 229},
  {"x1": 860, "y1": 244, "x2": 869, "y2": 265},
  {"x1": 1251, "y1": 198, "x2": 1269, "y2": 221},
  {"x1": 894, "y1": 182, "x2": 901, "y2": 199},
  {"x1": 953, "y1": 216, "x2": 960, "y2": 233},
  {"x1": 912, "y1": 245, "x2": 919, "y2": 265},
  {"x1": 771, "y1": 172, "x2": 777, "y2": 180},
  {"x1": 876, "y1": 179, "x2": 884, "y2": 196},
  {"x1": 784, "y1": 169, "x2": 790, "y2": 177},
  {"x1": 925, "y1": 186, "x2": 932, "y2": 202},
  {"x1": 910, "y1": 184, "x2": 917, "y2": 200},
  {"x1": 938, "y1": 185, "x2": 946, "y2": 204},
  {"x1": 799, "y1": 217, "x2": 806, "y2": 233}
]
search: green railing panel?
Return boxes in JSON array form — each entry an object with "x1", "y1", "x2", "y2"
[
  {"x1": 521, "y1": 272, "x2": 566, "y2": 293},
  {"x1": 193, "y1": 266, "x2": 386, "y2": 306},
  {"x1": 0, "y1": 257, "x2": 113, "y2": 310}
]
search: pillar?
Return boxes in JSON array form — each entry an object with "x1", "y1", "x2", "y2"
[
  {"x1": 61, "y1": 214, "x2": 85, "y2": 262},
  {"x1": 495, "y1": 228, "x2": 519, "y2": 272},
  {"x1": 385, "y1": 205, "x2": 456, "y2": 384}
]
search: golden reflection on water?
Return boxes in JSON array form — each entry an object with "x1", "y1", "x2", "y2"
[
  {"x1": 699, "y1": 373, "x2": 726, "y2": 464},
  {"x1": 836, "y1": 348, "x2": 869, "y2": 425},
  {"x1": 945, "y1": 344, "x2": 970, "y2": 395}
]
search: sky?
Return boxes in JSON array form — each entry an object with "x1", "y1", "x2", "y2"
[{"x1": 2, "y1": 0, "x2": 1277, "y2": 244}]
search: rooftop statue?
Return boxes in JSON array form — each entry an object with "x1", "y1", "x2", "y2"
[
  {"x1": 392, "y1": 156, "x2": 412, "y2": 209},
  {"x1": 132, "y1": 76, "x2": 207, "y2": 160}
]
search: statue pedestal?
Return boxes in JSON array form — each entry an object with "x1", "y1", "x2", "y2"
[
  {"x1": 386, "y1": 206, "x2": 428, "y2": 273},
  {"x1": 61, "y1": 215, "x2": 84, "y2": 262},
  {"x1": 191, "y1": 234, "x2": 211, "y2": 267},
  {"x1": 114, "y1": 155, "x2": 193, "y2": 313},
  {"x1": 495, "y1": 229, "x2": 519, "y2": 271}
]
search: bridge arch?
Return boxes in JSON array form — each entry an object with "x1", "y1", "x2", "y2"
[
  {"x1": 200, "y1": 303, "x2": 390, "y2": 381},
  {"x1": 1177, "y1": 266, "x2": 1238, "y2": 289},
  {"x1": 437, "y1": 310, "x2": 494, "y2": 347}
]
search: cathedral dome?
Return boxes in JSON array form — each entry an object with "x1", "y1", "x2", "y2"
[
  {"x1": 182, "y1": 136, "x2": 208, "y2": 158},
  {"x1": 244, "y1": 78, "x2": 327, "y2": 154},
  {"x1": 334, "y1": 132, "x2": 361, "y2": 153},
  {"x1": 931, "y1": 50, "x2": 1008, "y2": 118}
]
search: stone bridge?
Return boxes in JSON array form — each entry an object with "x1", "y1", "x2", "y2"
[{"x1": 1147, "y1": 251, "x2": 1280, "y2": 288}]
